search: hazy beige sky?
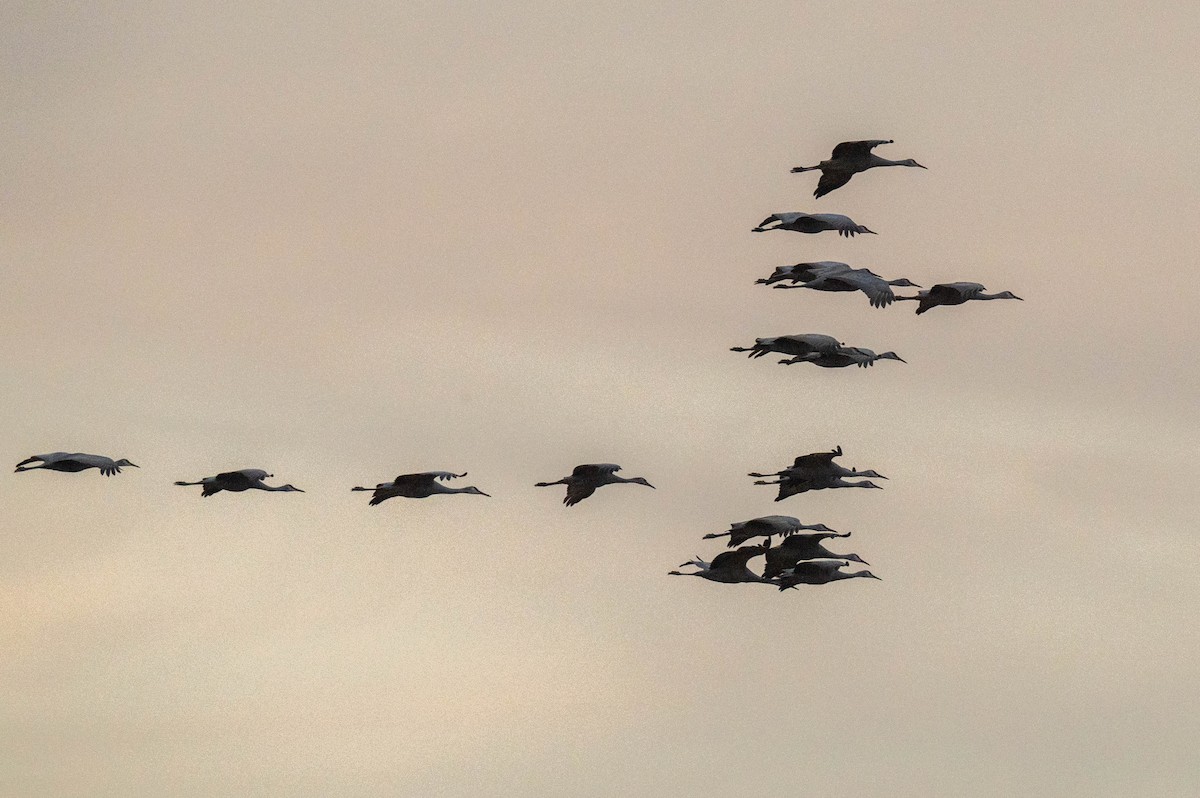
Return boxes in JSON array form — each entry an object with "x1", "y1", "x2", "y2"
[{"x1": 3, "y1": 2, "x2": 1198, "y2": 796}]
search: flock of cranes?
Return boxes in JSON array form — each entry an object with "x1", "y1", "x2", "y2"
[
  {"x1": 671, "y1": 138, "x2": 1022, "y2": 589},
  {"x1": 14, "y1": 139, "x2": 1020, "y2": 594}
]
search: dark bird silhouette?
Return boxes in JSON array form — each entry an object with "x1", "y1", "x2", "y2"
[
  {"x1": 731, "y1": 334, "x2": 843, "y2": 362},
  {"x1": 790, "y1": 139, "x2": 926, "y2": 198},
  {"x1": 535, "y1": 463, "x2": 654, "y2": 507},
  {"x1": 175, "y1": 469, "x2": 303, "y2": 497},
  {"x1": 896, "y1": 282, "x2": 1023, "y2": 314},
  {"x1": 772, "y1": 560, "x2": 881, "y2": 589},
  {"x1": 702, "y1": 515, "x2": 837, "y2": 548},
  {"x1": 15, "y1": 452, "x2": 138, "y2": 477},
  {"x1": 752, "y1": 212, "x2": 875, "y2": 236},
  {"x1": 772, "y1": 267, "x2": 920, "y2": 308},
  {"x1": 352, "y1": 471, "x2": 489, "y2": 505},
  {"x1": 778, "y1": 347, "x2": 905, "y2": 368},
  {"x1": 668, "y1": 546, "x2": 772, "y2": 584},
  {"x1": 762, "y1": 533, "x2": 868, "y2": 580}
]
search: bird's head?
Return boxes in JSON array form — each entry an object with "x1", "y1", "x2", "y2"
[
  {"x1": 999, "y1": 291, "x2": 1024, "y2": 301},
  {"x1": 902, "y1": 159, "x2": 927, "y2": 169},
  {"x1": 280, "y1": 484, "x2": 305, "y2": 492},
  {"x1": 889, "y1": 278, "x2": 920, "y2": 287},
  {"x1": 845, "y1": 553, "x2": 870, "y2": 566},
  {"x1": 854, "y1": 570, "x2": 882, "y2": 580},
  {"x1": 878, "y1": 352, "x2": 906, "y2": 363},
  {"x1": 116, "y1": 459, "x2": 139, "y2": 468},
  {"x1": 631, "y1": 477, "x2": 655, "y2": 489},
  {"x1": 466, "y1": 486, "x2": 491, "y2": 497},
  {"x1": 857, "y1": 226, "x2": 877, "y2": 235}
]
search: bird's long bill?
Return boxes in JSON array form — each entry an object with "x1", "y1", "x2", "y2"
[{"x1": 477, "y1": 491, "x2": 492, "y2": 497}]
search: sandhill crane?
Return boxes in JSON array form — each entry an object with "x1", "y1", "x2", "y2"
[
  {"x1": 773, "y1": 560, "x2": 881, "y2": 589},
  {"x1": 749, "y1": 448, "x2": 885, "y2": 500},
  {"x1": 351, "y1": 471, "x2": 490, "y2": 505},
  {"x1": 535, "y1": 463, "x2": 654, "y2": 507},
  {"x1": 755, "y1": 261, "x2": 850, "y2": 286},
  {"x1": 895, "y1": 282, "x2": 1023, "y2": 314},
  {"x1": 702, "y1": 515, "x2": 838, "y2": 548},
  {"x1": 752, "y1": 212, "x2": 876, "y2": 237},
  {"x1": 15, "y1": 452, "x2": 138, "y2": 476},
  {"x1": 174, "y1": 469, "x2": 304, "y2": 497},
  {"x1": 790, "y1": 139, "x2": 926, "y2": 198},
  {"x1": 749, "y1": 447, "x2": 886, "y2": 481},
  {"x1": 773, "y1": 267, "x2": 920, "y2": 308},
  {"x1": 755, "y1": 474, "x2": 884, "y2": 501},
  {"x1": 668, "y1": 546, "x2": 772, "y2": 584},
  {"x1": 730, "y1": 334, "x2": 843, "y2": 362},
  {"x1": 762, "y1": 533, "x2": 868, "y2": 579},
  {"x1": 779, "y1": 347, "x2": 906, "y2": 368}
]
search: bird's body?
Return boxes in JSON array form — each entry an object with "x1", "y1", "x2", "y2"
[
  {"x1": 779, "y1": 346, "x2": 905, "y2": 368},
  {"x1": 730, "y1": 334, "x2": 843, "y2": 362},
  {"x1": 175, "y1": 468, "x2": 303, "y2": 497},
  {"x1": 752, "y1": 212, "x2": 875, "y2": 237},
  {"x1": 896, "y1": 282, "x2": 1023, "y2": 314},
  {"x1": 755, "y1": 261, "x2": 850, "y2": 286},
  {"x1": 790, "y1": 139, "x2": 926, "y2": 198},
  {"x1": 773, "y1": 560, "x2": 881, "y2": 589},
  {"x1": 352, "y1": 471, "x2": 489, "y2": 505},
  {"x1": 750, "y1": 448, "x2": 885, "y2": 500},
  {"x1": 535, "y1": 463, "x2": 655, "y2": 507},
  {"x1": 762, "y1": 534, "x2": 868, "y2": 579},
  {"x1": 669, "y1": 546, "x2": 772, "y2": 585},
  {"x1": 702, "y1": 515, "x2": 839, "y2": 548},
  {"x1": 773, "y1": 267, "x2": 920, "y2": 308},
  {"x1": 15, "y1": 452, "x2": 137, "y2": 476}
]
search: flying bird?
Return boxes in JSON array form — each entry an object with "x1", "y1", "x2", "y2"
[
  {"x1": 750, "y1": 447, "x2": 885, "y2": 500},
  {"x1": 790, "y1": 139, "x2": 926, "y2": 198},
  {"x1": 352, "y1": 471, "x2": 490, "y2": 505},
  {"x1": 668, "y1": 546, "x2": 772, "y2": 585},
  {"x1": 895, "y1": 282, "x2": 1023, "y2": 314},
  {"x1": 702, "y1": 515, "x2": 839, "y2": 548},
  {"x1": 730, "y1": 334, "x2": 843, "y2": 361},
  {"x1": 174, "y1": 469, "x2": 304, "y2": 497},
  {"x1": 752, "y1": 212, "x2": 875, "y2": 237},
  {"x1": 535, "y1": 463, "x2": 655, "y2": 507},
  {"x1": 762, "y1": 533, "x2": 869, "y2": 579},
  {"x1": 755, "y1": 261, "x2": 850, "y2": 286},
  {"x1": 773, "y1": 560, "x2": 881, "y2": 589},
  {"x1": 14, "y1": 452, "x2": 138, "y2": 476},
  {"x1": 778, "y1": 347, "x2": 905, "y2": 368},
  {"x1": 772, "y1": 267, "x2": 920, "y2": 308}
]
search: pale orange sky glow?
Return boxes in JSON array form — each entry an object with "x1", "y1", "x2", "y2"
[{"x1": 2, "y1": 2, "x2": 1198, "y2": 796}]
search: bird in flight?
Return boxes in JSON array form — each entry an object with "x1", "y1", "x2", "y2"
[
  {"x1": 895, "y1": 282, "x2": 1023, "y2": 314},
  {"x1": 174, "y1": 468, "x2": 304, "y2": 497},
  {"x1": 752, "y1": 212, "x2": 875, "y2": 237},
  {"x1": 790, "y1": 139, "x2": 926, "y2": 198},
  {"x1": 15, "y1": 452, "x2": 138, "y2": 477},
  {"x1": 351, "y1": 471, "x2": 490, "y2": 505},
  {"x1": 535, "y1": 463, "x2": 655, "y2": 507}
]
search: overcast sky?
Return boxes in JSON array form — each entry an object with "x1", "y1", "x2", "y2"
[{"x1": 3, "y1": 2, "x2": 1198, "y2": 796}]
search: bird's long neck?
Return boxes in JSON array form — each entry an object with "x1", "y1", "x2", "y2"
[
  {"x1": 255, "y1": 483, "x2": 289, "y2": 491},
  {"x1": 977, "y1": 292, "x2": 1008, "y2": 300},
  {"x1": 868, "y1": 155, "x2": 909, "y2": 168}
]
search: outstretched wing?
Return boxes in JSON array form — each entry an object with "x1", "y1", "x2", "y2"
[
  {"x1": 830, "y1": 269, "x2": 897, "y2": 307},
  {"x1": 813, "y1": 169, "x2": 854, "y2": 199},
  {"x1": 572, "y1": 463, "x2": 621, "y2": 478},
  {"x1": 830, "y1": 139, "x2": 891, "y2": 159},
  {"x1": 398, "y1": 471, "x2": 466, "y2": 483},
  {"x1": 564, "y1": 482, "x2": 598, "y2": 507}
]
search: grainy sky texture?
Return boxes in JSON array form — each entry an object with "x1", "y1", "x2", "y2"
[{"x1": 3, "y1": 2, "x2": 1198, "y2": 796}]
